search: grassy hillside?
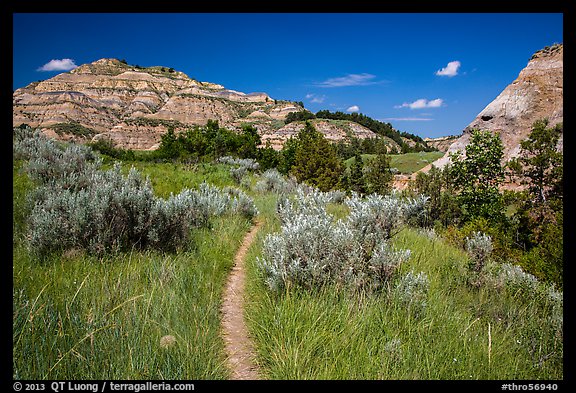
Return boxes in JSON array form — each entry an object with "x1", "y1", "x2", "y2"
[{"x1": 345, "y1": 151, "x2": 444, "y2": 174}]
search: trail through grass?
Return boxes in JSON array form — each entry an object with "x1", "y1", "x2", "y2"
[{"x1": 13, "y1": 159, "x2": 251, "y2": 379}]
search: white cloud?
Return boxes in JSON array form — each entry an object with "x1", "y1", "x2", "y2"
[
  {"x1": 395, "y1": 98, "x2": 444, "y2": 109},
  {"x1": 435, "y1": 60, "x2": 461, "y2": 77},
  {"x1": 306, "y1": 93, "x2": 326, "y2": 103},
  {"x1": 346, "y1": 105, "x2": 360, "y2": 113},
  {"x1": 37, "y1": 58, "x2": 78, "y2": 72},
  {"x1": 316, "y1": 73, "x2": 379, "y2": 88}
]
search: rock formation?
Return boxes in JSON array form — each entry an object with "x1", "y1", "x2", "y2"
[
  {"x1": 259, "y1": 119, "x2": 380, "y2": 150},
  {"x1": 13, "y1": 58, "x2": 306, "y2": 150}
]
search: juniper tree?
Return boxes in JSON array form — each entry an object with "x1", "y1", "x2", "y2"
[
  {"x1": 290, "y1": 121, "x2": 343, "y2": 192},
  {"x1": 364, "y1": 152, "x2": 393, "y2": 195},
  {"x1": 517, "y1": 119, "x2": 563, "y2": 205},
  {"x1": 349, "y1": 153, "x2": 366, "y2": 194}
]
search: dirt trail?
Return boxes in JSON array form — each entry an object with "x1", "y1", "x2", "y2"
[{"x1": 221, "y1": 220, "x2": 263, "y2": 380}]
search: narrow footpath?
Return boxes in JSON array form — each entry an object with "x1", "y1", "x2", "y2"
[{"x1": 221, "y1": 220, "x2": 263, "y2": 380}]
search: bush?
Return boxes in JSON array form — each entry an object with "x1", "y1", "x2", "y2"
[
  {"x1": 258, "y1": 189, "x2": 424, "y2": 294},
  {"x1": 465, "y1": 231, "x2": 493, "y2": 272},
  {"x1": 393, "y1": 270, "x2": 430, "y2": 317},
  {"x1": 254, "y1": 168, "x2": 297, "y2": 195},
  {"x1": 15, "y1": 128, "x2": 258, "y2": 257},
  {"x1": 14, "y1": 127, "x2": 101, "y2": 187}
]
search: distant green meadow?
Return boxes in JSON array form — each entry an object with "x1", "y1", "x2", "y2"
[{"x1": 345, "y1": 151, "x2": 445, "y2": 174}]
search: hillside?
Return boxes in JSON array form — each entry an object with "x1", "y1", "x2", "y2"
[
  {"x1": 260, "y1": 119, "x2": 384, "y2": 151},
  {"x1": 13, "y1": 58, "x2": 393, "y2": 151},
  {"x1": 432, "y1": 43, "x2": 563, "y2": 170}
]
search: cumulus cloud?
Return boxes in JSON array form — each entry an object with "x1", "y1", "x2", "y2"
[
  {"x1": 346, "y1": 105, "x2": 360, "y2": 113},
  {"x1": 435, "y1": 60, "x2": 461, "y2": 77},
  {"x1": 37, "y1": 58, "x2": 78, "y2": 72},
  {"x1": 306, "y1": 93, "x2": 326, "y2": 103},
  {"x1": 315, "y1": 73, "x2": 379, "y2": 88},
  {"x1": 395, "y1": 98, "x2": 444, "y2": 109}
]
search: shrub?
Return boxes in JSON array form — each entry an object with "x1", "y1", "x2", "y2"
[
  {"x1": 393, "y1": 270, "x2": 430, "y2": 317},
  {"x1": 258, "y1": 189, "x2": 422, "y2": 294},
  {"x1": 14, "y1": 126, "x2": 101, "y2": 187},
  {"x1": 16, "y1": 128, "x2": 258, "y2": 257},
  {"x1": 28, "y1": 164, "x2": 157, "y2": 255},
  {"x1": 218, "y1": 156, "x2": 260, "y2": 185},
  {"x1": 254, "y1": 168, "x2": 297, "y2": 195},
  {"x1": 217, "y1": 156, "x2": 260, "y2": 171},
  {"x1": 465, "y1": 231, "x2": 493, "y2": 272}
]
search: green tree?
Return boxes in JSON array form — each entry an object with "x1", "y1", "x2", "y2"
[
  {"x1": 284, "y1": 111, "x2": 316, "y2": 124},
  {"x1": 257, "y1": 141, "x2": 281, "y2": 171},
  {"x1": 156, "y1": 127, "x2": 182, "y2": 159},
  {"x1": 517, "y1": 119, "x2": 563, "y2": 205},
  {"x1": 238, "y1": 124, "x2": 261, "y2": 159},
  {"x1": 364, "y1": 153, "x2": 393, "y2": 195},
  {"x1": 512, "y1": 119, "x2": 563, "y2": 287},
  {"x1": 413, "y1": 165, "x2": 462, "y2": 227},
  {"x1": 290, "y1": 121, "x2": 343, "y2": 191},
  {"x1": 349, "y1": 153, "x2": 366, "y2": 194},
  {"x1": 449, "y1": 129, "x2": 505, "y2": 222},
  {"x1": 279, "y1": 137, "x2": 298, "y2": 175}
]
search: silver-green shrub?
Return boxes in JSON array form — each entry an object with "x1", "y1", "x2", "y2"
[
  {"x1": 254, "y1": 168, "x2": 297, "y2": 195},
  {"x1": 394, "y1": 270, "x2": 430, "y2": 316},
  {"x1": 16, "y1": 129, "x2": 259, "y2": 256},
  {"x1": 217, "y1": 156, "x2": 260, "y2": 171},
  {"x1": 258, "y1": 189, "x2": 421, "y2": 294},
  {"x1": 465, "y1": 231, "x2": 493, "y2": 272},
  {"x1": 223, "y1": 186, "x2": 259, "y2": 219},
  {"x1": 218, "y1": 156, "x2": 259, "y2": 184},
  {"x1": 14, "y1": 126, "x2": 101, "y2": 188}
]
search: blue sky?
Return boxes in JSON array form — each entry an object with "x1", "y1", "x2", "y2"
[{"x1": 13, "y1": 13, "x2": 563, "y2": 138}]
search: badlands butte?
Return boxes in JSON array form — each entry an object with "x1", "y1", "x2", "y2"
[
  {"x1": 12, "y1": 58, "x2": 385, "y2": 151},
  {"x1": 13, "y1": 43, "x2": 563, "y2": 173}
]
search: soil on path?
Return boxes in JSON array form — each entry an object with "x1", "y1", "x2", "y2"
[{"x1": 221, "y1": 220, "x2": 263, "y2": 380}]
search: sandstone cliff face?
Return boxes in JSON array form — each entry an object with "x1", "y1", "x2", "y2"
[
  {"x1": 432, "y1": 43, "x2": 563, "y2": 169},
  {"x1": 13, "y1": 58, "x2": 305, "y2": 150}
]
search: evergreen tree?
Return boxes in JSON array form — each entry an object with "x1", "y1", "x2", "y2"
[
  {"x1": 156, "y1": 127, "x2": 182, "y2": 159},
  {"x1": 517, "y1": 119, "x2": 563, "y2": 205},
  {"x1": 238, "y1": 124, "x2": 261, "y2": 159},
  {"x1": 257, "y1": 141, "x2": 281, "y2": 171},
  {"x1": 290, "y1": 121, "x2": 343, "y2": 191},
  {"x1": 279, "y1": 137, "x2": 298, "y2": 175},
  {"x1": 349, "y1": 153, "x2": 366, "y2": 194},
  {"x1": 364, "y1": 153, "x2": 393, "y2": 195}
]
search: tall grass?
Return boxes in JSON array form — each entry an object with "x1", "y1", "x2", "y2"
[{"x1": 13, "y1": 152, "x2": 253, "y2": 379}]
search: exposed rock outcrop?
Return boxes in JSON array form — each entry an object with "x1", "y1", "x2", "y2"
[
  {"x1": 13, "y1": 58, "x2": 304, "y2": 150},
  {"x1": 259, "y1": 119, "x2": 384, "y2": 150}
]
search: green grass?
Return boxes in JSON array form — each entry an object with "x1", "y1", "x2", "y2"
[
  {"x1": 116, "y1": 161, "x2": 235, "y2": 198},
  {"x1": 244, "y1": 214, "x2": 563, "y2": 379},
  {"x1": 345, "y1": 151, "x2": 445, "y2": 174},
  {"x1": 12, "y1": 159, "x2": 251, "y2": 379}
]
